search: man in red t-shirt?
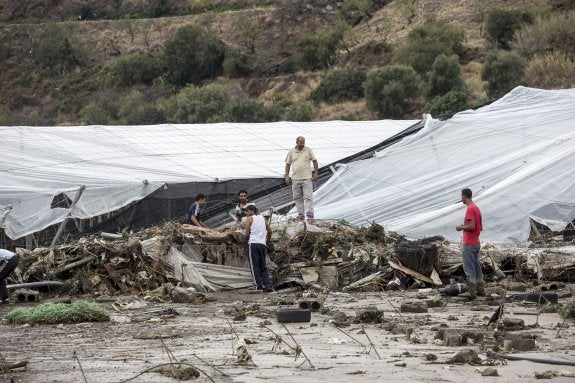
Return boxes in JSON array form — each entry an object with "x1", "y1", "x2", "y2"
[{"x1": 456, "y1": 188, "x2": 485, "y2": 299}]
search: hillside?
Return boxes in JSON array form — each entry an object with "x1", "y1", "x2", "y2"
[{"x1": 0, "y1": 0, "x2": 573, "y2": 125}]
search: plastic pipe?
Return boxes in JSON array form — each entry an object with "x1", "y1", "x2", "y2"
[
  {"x1": 486, "y1": 350, "x2": 575, "y2": 366},
  {"x1": 7, "y1": 281, "x2": 65, "y2": 290}
]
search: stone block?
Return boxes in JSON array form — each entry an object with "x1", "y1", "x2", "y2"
[
  {"x1": 504, "y1": 337, "x2": 536, "y2": 352},
  {"x1": 13, "y1": 288, "x2": 39, "y2": 303},
  {"x1": 502, "y1": 317, "x2": 525, "y2": 331},
  {"x1": 400, "y1": 301, "x2": 428, "y2": 313}
]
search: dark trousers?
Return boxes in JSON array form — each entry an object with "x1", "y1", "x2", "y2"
[
  {"x1": 0, "y1": 255, "x2": 18, "y2": 299},
  {"x1": 248, "y1": 243, "x2": 272, "y2": 289}
]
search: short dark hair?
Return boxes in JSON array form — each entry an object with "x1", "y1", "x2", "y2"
[
  {"x1": 238, "y1": 189, "x2": 248, "y2": 196},
  {"x1": 461, "y1": 188, "x2": 472, "y2": 199},
  {"x1": 195, "y1": 193, "x2": 206, "y2": 201},
  {"x1": 246, "y1": 204, "x2": 258, "y2": 214}
]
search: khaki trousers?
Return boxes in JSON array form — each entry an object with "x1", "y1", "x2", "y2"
[{"x1": 292, "y1": 179, "x2": 314, "y2": 219}]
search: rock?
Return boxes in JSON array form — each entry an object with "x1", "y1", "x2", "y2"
[
  {"x1": 233, "y1": 313, "x2": 247, "y2": 321},
  {"x1": 331, "y1": 311, "x2": 350, "y2": 326},
  {"x1": 426, "y1": 297, "x2": 445, "y2": 308},
  {"x1": 502, "y1": 317, "x2": 525, "y2": 331},
  {"x1": 447, "y1": 349, "x2": 482, "y2": 364},
  {"x1": 481, "y1": 367, "x2": 499, "y2": 376},
  {"x1": 425, "y1": 353, "x2": 437, "y2": 361},
  {"x1": 445, "y1": 333, "x2": 462, "y2": 347},
  {"x1": 400, "y1": 301, "x2": 428, "y2": 313},
  {"x1": 504, "y1": 337, "x2": 536, "y2": 352},
  {"x1": 170, "y1": 287, "x2": 200, "y2": 303},
  {"x1": 354, "y1": 306, "x2": 384, "y2": 324},
  {"x1": 504, "y1": 282, "x2": 527, "y2": 292}
]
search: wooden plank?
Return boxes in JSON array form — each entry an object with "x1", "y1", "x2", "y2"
[{"x1": 387, "y1": 260, "x2": 440, "y2": 286}]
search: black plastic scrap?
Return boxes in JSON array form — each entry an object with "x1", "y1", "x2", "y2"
[{"x1": 486, "y1": 350, "x2": 575, "y2": 366}]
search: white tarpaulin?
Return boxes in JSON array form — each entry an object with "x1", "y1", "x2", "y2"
[
  {"x1": 312, "y1": 87, "x2": 575, "y2": 244},
  {"x1": 142, "y1": 237, "x2": 254, "y2": 292},
  {"x1": 0, "y1": 120, "x2": 416, "y2": 239}
]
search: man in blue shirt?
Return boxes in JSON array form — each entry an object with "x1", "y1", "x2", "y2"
[{"x1": 188, "y1": 193, "x2": 208, "y2": 227}]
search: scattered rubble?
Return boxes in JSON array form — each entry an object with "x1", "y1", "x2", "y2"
[{"x1": 1, "y1": 219, "x2": 574, "y2": 382}]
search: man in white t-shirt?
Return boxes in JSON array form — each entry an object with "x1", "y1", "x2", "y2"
[
  {"x1": 245, "y1": 205, "x2": 273, "y2": 292},
  {"x1": 284, "y1": 136, "x2": 319, "y2": 222}
]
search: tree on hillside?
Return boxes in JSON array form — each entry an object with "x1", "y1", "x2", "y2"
[
  {"x1": 364, "y1": 65, "x2": 421, "y2": 118},
  {"x1": 392, "y1": 21, "x2": 464, "y2": 76},
  {"x1": 427, "y1": 54, "x2": 465, "y2": 99},
  {"x1": 295, "y1": 20, "x2": 352, "y2": 71},
  {"x1": 311, "y1": 68, "x2": 366, "y2": 104},
  {"x1": 481, "y1": 50, "x2": 525, "y2": 100},
  {"x1": 32, "y1": 25, "x2": 86, "y2": 73},
  {"x1": 163, "y1": 25, "x2": 226, "y2": 86},
  {"x1": 485, "y1": 9, "x2": 532, "y2": 49}
]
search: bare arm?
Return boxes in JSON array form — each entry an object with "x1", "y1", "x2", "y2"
[
  {"x1": 284, "y1": 163, "x2": 291, "y2": 184},
  {"x1": 191, "y1": 215, "x2": 208, "y2": 228},
  {"x1": 312, "y1": 159, "x2": 319, "y2": 181},
  {"x1": 245, "y1": 216, "x2": 253, "y2": 241},
  {"x1": 456, "y1": 219, "x2": 475, "y2": 232}
]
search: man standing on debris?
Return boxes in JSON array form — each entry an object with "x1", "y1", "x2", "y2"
[
  {"x1": 0, "y1": 249, "x2": 19, "y2": 304},
  {"x1": 284, "y1": 136, "x2": 319, "y2": 222},
  {"x1": 188, "y1": 193, "x2": 208, "y2": 228},
  {"x1": 235, "y1": 189, "x2": 250, "y2": 223},
  {"x1": 245, "y1": 204, "x2": 274, "y2": 292},
  {"x1": 456, "y1": 188, "x2": 485, "y2": 299}
]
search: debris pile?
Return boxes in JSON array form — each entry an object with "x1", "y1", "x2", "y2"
[{"x1": 5, "y1": 220, "x2": 575, "y2": 298}]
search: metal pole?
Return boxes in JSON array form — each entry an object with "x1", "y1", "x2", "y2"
[{"x1": 51, "y1": 185, "x2": 86, "y2": 247}]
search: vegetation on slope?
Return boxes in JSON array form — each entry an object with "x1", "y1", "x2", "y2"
[{"x1": 0, "y1": 0, "x2": 574, "y2": 125}]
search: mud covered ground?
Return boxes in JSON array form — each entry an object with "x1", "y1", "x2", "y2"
[{"x1": 1, "y1": 289, "x2": 575, "y2": 383}]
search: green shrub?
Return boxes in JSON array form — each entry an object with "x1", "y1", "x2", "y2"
[
  {"x1": 428, "y1": 90, "x2": 469, "y2": 117},
  {"x1": 295, "y1": 21, "x2": 351, "y2": 71},
  {"x1": 6, "y1": 301, "x2": 109, "y2": 324},
  {"x1": 118, "y1": 90, "x2": 165, "y2": 125},
  {"x1": 427, "y1": 54, "x2": 465, "y2": 99},
  {"x1": 311, "y1": 69, "x2": 366, "y2": 104},
  {"x1": 485, "y1": 9, "x2": 532, "y2": 49},
  {"x1": 526, "y1": 52, "x2": 575, "y2": 89},
  {"x1": 165, "y1": 83, "x2": 233, "y2": 123},
  {"x1": 392, "y1": 21, "x2": 464, "y2": 75},
  {"x1": 106, "y1": 53, "x2": 163, "y2": 87},
  {"x1": 223, "y1": 46, "x2": 252, "y2": 78},
  {"x1": 32, "y1": 24, "x2": 87, "y2": 73},
  {"x1": 364, "y1": 65, "x2": 421, "y2": 118},
  {"x1": 80, "y1": 102, "x2": 110, "y2": 125},
  {"x1": 162, "y1": 25, "x2": 226, "y2": 86},
  {"x1": 513, "y1": 10, "x2": 575, "y2": 58},
  {"x1": 481, "y1": 50, "x2": 525, "y2": 100},
  {"x1": 285, "y1": 101, "x2": 315, "y2": 121},
  {"x1": 223, "y1": 99, "x2": 280, "y2": 122}
]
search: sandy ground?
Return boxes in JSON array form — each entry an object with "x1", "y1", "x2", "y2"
[{"x1": 1, "y1": 289, "x2": 574, "y2": 383}]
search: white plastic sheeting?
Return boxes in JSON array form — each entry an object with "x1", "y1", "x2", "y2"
[
  {"x1": 313, "y1": 87, "x2": 575, "y2": 244},
  {"x1": 0, "y1": 120, "x2": 416, "y2": 239}
]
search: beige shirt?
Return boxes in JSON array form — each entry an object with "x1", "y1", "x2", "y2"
[{"x1": 285, "y1": 147, "x2": 317, "y2": 180}]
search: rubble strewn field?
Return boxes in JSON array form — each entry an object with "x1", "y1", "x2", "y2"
[{"x1": 1, "y1": 220, "x2": 574, "y2": 382}]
